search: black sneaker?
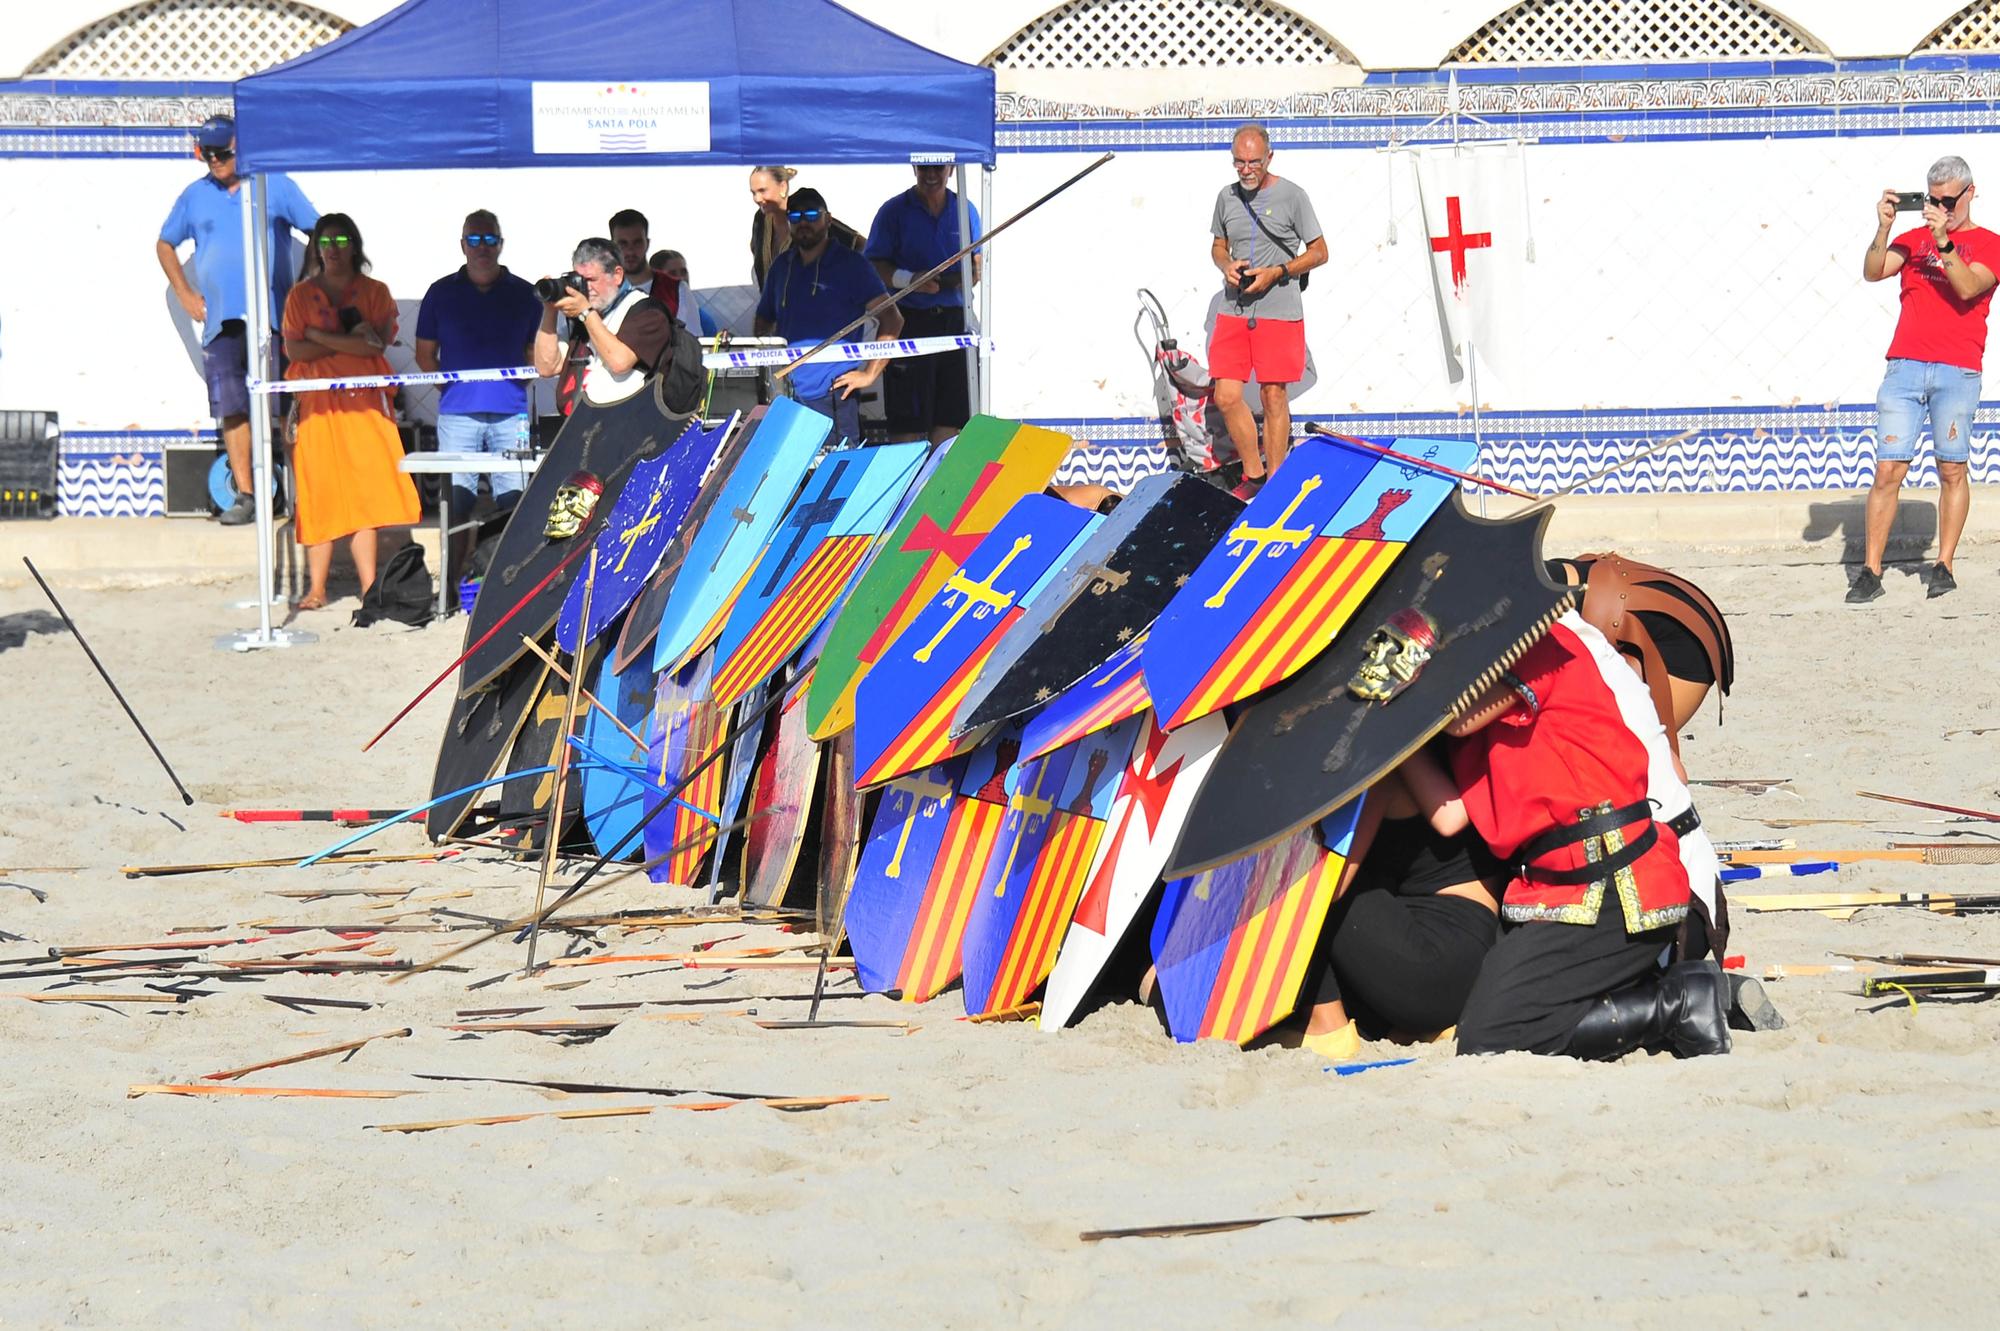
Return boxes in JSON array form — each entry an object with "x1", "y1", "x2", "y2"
[
  {"x1": 1926, "y1": 563, "x2": 1957, "y2": 599},
  {"x1": 216, "y1": 495, "x2": 257, "y2": 526},
  {"x1": 1845, "y1": 568, "x2": 1884, "y2": 603}
]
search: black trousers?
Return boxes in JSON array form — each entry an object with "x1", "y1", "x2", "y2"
[
  {"x1": 1304, "y1": 886, "x2": 1498, "y2": 1036},
  {"x1": 883, "y1": 306, "x2": 971, "y2": 435},
  {"x1": 1455, "y1": 907, "x2": 1676, "y2": 1055}
]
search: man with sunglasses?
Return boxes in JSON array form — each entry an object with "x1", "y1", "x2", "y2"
[
  {"x1": 756, "y1": 187, "x2": 903, "y2": 444},
  {"x1": 1856, "y1": 155, "x2": 1997, "y2": 602},
  {"x1": 156, "y1": 114, "x2": 317, "y2": 524},
  {"x1": 414, "y1": 211, "x2": 543, "y2": 563}
]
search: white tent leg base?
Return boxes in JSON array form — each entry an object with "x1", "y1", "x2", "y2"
[{"x1": 215, "y1": 627, "x2": 319, "y2": 652}]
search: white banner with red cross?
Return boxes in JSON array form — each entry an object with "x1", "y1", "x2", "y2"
[{"x1": 1408, "y1": 144, "x2": 1534, "y2": 390}]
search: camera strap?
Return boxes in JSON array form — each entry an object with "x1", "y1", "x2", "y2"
[{"x1": 1234, "y1": 183, "x2": 1308, "y2": 299}]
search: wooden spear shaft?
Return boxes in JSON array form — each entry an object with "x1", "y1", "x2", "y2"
[
  {"x1": 526, "y1": 550, "x2": 596, "y2": 976},
  {"x1": 771, "y1": 152, "x2": 1116, "y2": 383}
]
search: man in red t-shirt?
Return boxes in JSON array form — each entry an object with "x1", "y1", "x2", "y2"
[{"x1": 1855, "y1": 156, "x2": 1997, "y2": 602}]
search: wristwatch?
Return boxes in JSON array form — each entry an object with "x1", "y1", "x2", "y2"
[{"x1": 1940, "y1": 239, "x2": 1958, "y2": 255}]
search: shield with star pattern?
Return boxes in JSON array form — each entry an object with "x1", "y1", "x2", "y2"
[{"x1": 953, "y1": 473, "x2": 1241, "y2": 739}]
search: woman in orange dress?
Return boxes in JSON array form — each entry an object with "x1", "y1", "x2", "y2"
[{"x1": 281, "y1": 212, "x2": 421, "y2": 610}]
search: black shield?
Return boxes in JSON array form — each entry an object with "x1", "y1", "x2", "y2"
[
  {"x1": 1164, "y1": 494, "x2": 1570, "y2": 878},
  {"x1": 456, "y1": 382, "x2": 697, "y2": 696},
  {"x1": 953, "y1": 473, "x2": 1241, "y2": 737},
  {"x1": 426, "y1": 655, "x2": 550, "y2": 842}
]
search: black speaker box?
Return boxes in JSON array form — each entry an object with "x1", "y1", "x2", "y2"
[{"x1": 0, "y1": 410, "x2": 58, "y2": 519}]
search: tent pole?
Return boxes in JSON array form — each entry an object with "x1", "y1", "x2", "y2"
[
  {"x1": 955, "y1": 163, "x2": 978, "y2": 418},
  {"x1": 979, "y1": 164, "x2": 993, "y2": 415},
  {"x1": 216, "y1": 171, "x2": 313, "y2": 652}
]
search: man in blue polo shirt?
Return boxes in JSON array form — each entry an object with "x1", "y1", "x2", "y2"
[
  {"x1": 156, "y1": 114, "x2": 318, "y2": 524},
  {"x1": 756, "y1": 188, "x2": 904, "y2": 444},
  {"x1": 866, "y1": 163, "x2": 981, "y2": 444},
  {"x1": 414, "y1": 208, "x2": 543, "y2": 556}
]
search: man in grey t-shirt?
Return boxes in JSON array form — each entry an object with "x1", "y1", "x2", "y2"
[{"x1": 1207, "y1": 122, "x2": 1327, "y2": 496}]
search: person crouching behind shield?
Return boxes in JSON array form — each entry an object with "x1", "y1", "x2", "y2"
[
  {"x1": 1441, "y1": 609, "x2": 1731, "y2": 1060},
  {"x1": 1294, "y1": 737, "x2": 1505, "y2": 1061}
]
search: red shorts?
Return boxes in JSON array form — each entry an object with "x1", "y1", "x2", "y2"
[{"x1": 1208, "y1": 314, "x2": 1306, "y2": 386}]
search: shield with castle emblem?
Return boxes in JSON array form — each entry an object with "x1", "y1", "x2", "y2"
[
  {"x1": 1165, "y1": 494, "x2": 1568, "y2": 878},
  {"x1": 1144, "y1": 436, "x2": 1478, "y2": 731}
]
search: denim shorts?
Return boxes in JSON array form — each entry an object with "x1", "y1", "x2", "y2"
[
  {"x1": 437, "y1": 410, "x2": 531, "y2": 507},
  {"x1": 202, "y1": 324, "x2": 250, "y2": 421},
  {"x1": 1876, "y1": 358, "x2": 1982, "y2": 464}
]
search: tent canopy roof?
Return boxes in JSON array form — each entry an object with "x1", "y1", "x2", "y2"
[{"x1": 234, "y1": 0, "x2": 996, "y2": 173}]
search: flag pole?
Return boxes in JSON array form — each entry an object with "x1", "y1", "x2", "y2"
[{"x1": 1447, "y1": 70, "x2": 1488, "y2": 518}]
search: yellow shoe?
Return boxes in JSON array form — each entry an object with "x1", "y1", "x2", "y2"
[{"x1": 1302, "y1": 1021, "x2": 1361, "y2": 1061}]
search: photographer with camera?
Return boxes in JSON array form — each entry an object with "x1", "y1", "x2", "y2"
[
  {"x1": 532, "y1": 238, "x2": 676, "y2": 408},
  {"x1": 1853, "y1": 155, "x2": 1997, "y2": 603},
  {"x1": 1209, "y1": 122, "x2": 1327, "y2": 500}
]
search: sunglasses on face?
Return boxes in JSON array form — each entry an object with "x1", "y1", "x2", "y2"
[
  {"x1": 787, "y1": 208, "x2": 823, "y2": 222},
  {"x1": 463, "y1": 233, "x2": 501, "y2": 248},
  {"x1": 201, "y1": 147, "x2": 234, "y2": 162},
  {"x1": 316, "y1": 235, "x2": 354, "y2": 248},
  {"x1": 1233, "y1": 156, "x2": 1268, "y2": 168},
  {"x1": 1931, "y1": 189, "x2": 1971, "y2": 210}
]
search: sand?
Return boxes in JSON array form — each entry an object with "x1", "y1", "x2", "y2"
[{"x1": 3, "y1": 538, "x2": 2000, "y2": 1328}]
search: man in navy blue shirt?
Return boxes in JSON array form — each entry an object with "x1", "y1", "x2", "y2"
[
  {"x1": 156, "y1": 114, "x2": 317, "y2": 524},
  {"x1": 756, "y1": 188, "x2": 904, "y2": 444},
  {"x1": 865, "y1": 163, "x2": 980, "y2": 444},
  {"x1": 414, "y1": 208, "x2": 543, "y2": 559}
]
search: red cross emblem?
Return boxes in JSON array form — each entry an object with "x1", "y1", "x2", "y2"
[{"x1": 1429, "y1": 196, "x2": 1492, "y2": 293}]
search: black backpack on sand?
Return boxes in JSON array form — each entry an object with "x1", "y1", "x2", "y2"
[{"x1": 353, "y1": 543, "x2": 435, "y2": 628}]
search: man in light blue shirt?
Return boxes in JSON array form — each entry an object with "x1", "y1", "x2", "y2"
[{"x1": 156, "y1": 115, "x2": 317, "y2": 524}]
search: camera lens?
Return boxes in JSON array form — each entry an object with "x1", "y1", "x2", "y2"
[{"x1": 534, "y1": 276, "x2": 565, "y2": 302}]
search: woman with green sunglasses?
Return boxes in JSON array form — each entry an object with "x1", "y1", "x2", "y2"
[{"x1": 281, "y1": 212, "x2": 420, "y2": 611}]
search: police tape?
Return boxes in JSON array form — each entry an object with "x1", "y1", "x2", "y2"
[
  {"x1": 249, "y1": 365, "x2": 537, "y2": 395},
  {"x1": 704, "y1": 334, "x2": 991, "y2": 370},
  {"x1": 248, "y1": 335, "x2": 989, "y2": 395}
]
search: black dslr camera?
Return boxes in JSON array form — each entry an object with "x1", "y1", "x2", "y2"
[{"x1": 535, "y1": 272, "x2": 589, "y2": 302}]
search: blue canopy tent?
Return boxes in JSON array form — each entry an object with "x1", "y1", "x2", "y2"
[
  {"x1": 233, "y1": 0, "x2": 995, "y2": 171},
  {"x1": 219, "y1": 0, "x2": 996, "y2": 649}
]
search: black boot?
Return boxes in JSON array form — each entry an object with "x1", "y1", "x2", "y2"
[
  {"x1": 1564, "y1": 960, "x2": 1733, "y2": 1061},
  {"x1": 1726, "y1": 972, "x2": 1785, "y2": 1032}
]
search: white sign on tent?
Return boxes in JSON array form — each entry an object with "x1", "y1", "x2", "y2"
[{"x1": 530, "y1": 82, "x2": 711, "y2": 155}]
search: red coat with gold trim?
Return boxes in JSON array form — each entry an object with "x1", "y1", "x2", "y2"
[{"x1": 1448, "y1": 613, "x2": 1691, "y2": 932}]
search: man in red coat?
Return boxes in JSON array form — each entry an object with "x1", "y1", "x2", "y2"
[{"x1": 1445, "y1": 611, "x2": 1730, "y2": 1059}]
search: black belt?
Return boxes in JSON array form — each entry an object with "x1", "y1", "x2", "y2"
[
  {"x1": 1517, "y1": 800, "x2": 1658, "y2": 887},
  {"x1": 1667, "y1": 805, "x2": 1700, "y2": 838}
]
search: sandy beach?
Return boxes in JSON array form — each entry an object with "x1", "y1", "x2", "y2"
[{"x1": 4, "y1": 530, "x2": 2000, "y2": 1328}]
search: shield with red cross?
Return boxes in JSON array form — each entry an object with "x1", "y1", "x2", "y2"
[{"x1": 804, "y1": 416, "x2": 1072, "y2": 741}]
